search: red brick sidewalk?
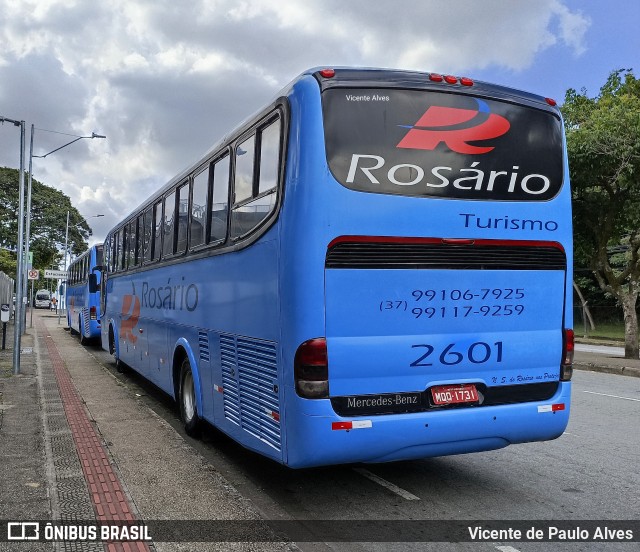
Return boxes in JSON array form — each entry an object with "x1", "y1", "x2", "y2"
[{"x1": 40, "y1": 318, "x2": 151, "y2": 552}]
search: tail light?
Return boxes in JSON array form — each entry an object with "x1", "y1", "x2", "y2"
[
  {"x1": 294, "y1": 338, "x2": 329, "y2": 399},
  {"x1": 560, "y1": 328, "x2": 574, "y2": 381},
  {"x1": 90, "y1": 306, "x2": 97, "y2": 320}
]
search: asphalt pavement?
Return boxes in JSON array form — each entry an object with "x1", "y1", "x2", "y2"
[{"x1": 0, "y1": 310, "x2": 638, "y2": 551}]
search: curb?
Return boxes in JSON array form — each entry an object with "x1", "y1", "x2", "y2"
[{"x1": 574, "y1": 362, "x2": 640, "y2": 378}]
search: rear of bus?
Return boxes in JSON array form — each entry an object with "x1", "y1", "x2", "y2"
[{"x1": 282, "y1": 69, "x2": 572, "y2": 468}]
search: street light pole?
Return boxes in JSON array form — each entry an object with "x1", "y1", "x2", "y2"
[
  {"x1": 24, "y1": 128, "x2": 106, "y2": 328},
  {"x1": 34, "y1": 132, "x2": 106, "y2": 159},
  {"x1": 58, "y1": 210, "x2": 69, "y2": 326},
  {"x1": 25, "y1": 124, "x2": 35, "y2": 332},
  {"x1": 1, "y1": 115, "x2": 26, "y2": 375}
]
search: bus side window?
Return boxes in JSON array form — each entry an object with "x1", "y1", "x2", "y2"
[
  {"x1": 108, "y1": 235, "x2": 113, "y2": 273},
  {"x1": 104, "y1": 236, "x2": 111, "y2": 273},
  {"x1": 115, "y1": 228, "x2": 122, "y2": 272},
  {"x1": 231, "y1": 135, "x2": 256, "y2": 239},
  {"x1": 175, "y1": 182, "x2": 189, "y2": 255},
  {"x1": 122, "y1": 225, "x2": 129, "y2": 270},
  {"x1": 136, "y1": 215, "x2": 144, "y2": 266},
  {"x1": 112, "y1": 233, "x2": 118, "y2": 272},
  {"x1": 231, "y1": 116, "x2": 281, "y2": 239},
  {"x1": 190, "y1": 168, "x2": 209, "y2": 249},
  {"x1": 128, "y1": 219, "x2": 138, "y2": 267},
  {"x1": 234, "y1": 135, "x2": 255, "y2": 206},
  {"x1": 210, "y1": 154, "x2": 230, "y2": 244},
  {"x1": 163, "y1": 191, "x2": 176, "y2": 258},
  {"x1": 153, "y1": 201, "x2": 162, "y2": 262},
  {"x1": 143, "y1": 207, "x2": 153, "y2": 263},
  {"x1": 258, "y1": 116, "x2": 281, "y2": 194}
]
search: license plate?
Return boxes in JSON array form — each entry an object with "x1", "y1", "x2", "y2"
[{"x1": 431, "y1": 384, "x2": 479, "y2": 405}]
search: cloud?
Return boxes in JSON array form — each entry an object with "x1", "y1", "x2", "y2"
[
  {"x1": 551, "y1": 0, "x2": 591, "y2": 56},
  {"x1": 0, "y1": 0, "x2": 590, "y2": 243}
]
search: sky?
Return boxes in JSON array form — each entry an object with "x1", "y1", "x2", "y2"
[{"x1": 0, "y1": 0, "x2": 638, "y2": 246}]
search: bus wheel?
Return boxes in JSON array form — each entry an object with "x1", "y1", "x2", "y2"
[
  {"x1": 69, "y1": 315, "x2": 77, "y2": 335},
  {"x1": 179, "y1": 358, "x2": 202, "y2": 438},
  {"x1": 109, "y1": 325, "x2": 124, "y2": 373},
  {"x1": 114, "y1": 351, "x2": 125, "y2": 373},
  {"x1": 78, "y1": 317, "x2": 87, "y2": 345}
]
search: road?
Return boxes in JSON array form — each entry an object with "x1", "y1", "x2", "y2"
[{"x1": 57, "y1": 324, "x2": 640, "y2": 552}]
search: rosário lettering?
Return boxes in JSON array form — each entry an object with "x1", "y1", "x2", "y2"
[
  {"x1": 141, "y1": 280, "x2": 198, "y2": 312},
  {"x1": 346, "y1": 154, "x2": 552, "y2": 196}
]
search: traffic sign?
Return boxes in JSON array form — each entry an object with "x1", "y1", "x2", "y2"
[
  {"x1": 27, "y1": 269, "x2": 39, "y2": 280},
  {"x1": 44, "y1": 269, "x2": 68, "y2": 279}
]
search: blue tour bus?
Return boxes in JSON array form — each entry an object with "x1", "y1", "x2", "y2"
[
  {"x1": 100, "y1": 67, "x2": 573, "y2": 468},
  {"x1": 66, "y1": 244, "x2": 103, "y2": 344}
]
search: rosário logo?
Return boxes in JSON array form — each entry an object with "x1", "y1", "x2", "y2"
[
  {"x1": 396, "y1": 99, "x2": 510, "y2": 154},
  {"x1": 120, "y1": 291, "x2": 141, "y2": 345},
  {"x1": 345, "y1": 97, "x2": 554, "y2": 198}
]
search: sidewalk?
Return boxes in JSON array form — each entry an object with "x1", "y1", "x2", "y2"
[
  {"x1": 574, "y1": 337, "x2": 640, "y2": 378},
  {"x1": 0, "y1": 311, "x2": 294, "y2": 551},
  {"x1": 1, "y1": 312, "x2": 638, "y2": 550},
  {"x1": 0, "y1": 316, "x2": 51, "y2": 552}
]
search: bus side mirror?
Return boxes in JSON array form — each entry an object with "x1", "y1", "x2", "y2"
[
  {"x1": 88, "y1": 273, "x2": 99, "y2": 294},
  {"x1": 89, "y1": 265, "x2": 104, "y2": 294}
]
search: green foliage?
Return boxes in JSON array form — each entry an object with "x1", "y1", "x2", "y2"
[
  {"x1": 563, "y1": 69, "x2": 640, "y2": 357},
  {"x1": 563, "y1": 70, "x2": 640, "y2": 291},
  {"x1": 0, "y1": 248, "x2": 17, "y2": 279},
  {"x1": 0, "y1": 166, "x2": 91, "y2": 285}
]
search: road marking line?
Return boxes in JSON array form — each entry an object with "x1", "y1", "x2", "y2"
[
  {"x1": 495, "y1": 546, "x2": 521, "y2": 552},
  {"x1": 353, "y1": 468, "x2": 420, "y2": 501},
  {"x1": 583, "y1": 391, "x2": 640, "y2": 402}
]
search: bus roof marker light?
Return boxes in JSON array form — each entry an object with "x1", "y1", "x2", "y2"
[
  {"x1": 429, "y1": 73, "x2": 443, "y2": 82},
  {"x1": 545, "y1": 97, "x2": 557, "y2": 106},
  {"x1": 460, "y1": 77, "x2": 474, "y2": 87},
  {"x1": 444, "y1": 75, "x2": 458, "y2": 84},
  {"x1": 319, "y1": 68, "x2": 335, "y2": 78}
]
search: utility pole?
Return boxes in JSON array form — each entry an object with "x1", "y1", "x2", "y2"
[{"x1": 1, "y1": 115, "x2": 26, "y2": 375}]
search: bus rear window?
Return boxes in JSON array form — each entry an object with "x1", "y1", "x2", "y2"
[{"x1": 322, "y1": 88, "x2": 563, "y2": 201}]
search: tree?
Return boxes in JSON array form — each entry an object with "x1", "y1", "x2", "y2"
[
  {"x1": 562, "y1": 70, "x2": 640, "y2": 358},
  {"x1": 0, "y1": 248, "x2": 17, "y2": 278},
  {"x1": 0, "y1": 167, "x2": 91, "y2": 286}
]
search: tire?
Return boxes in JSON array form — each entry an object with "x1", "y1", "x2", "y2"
[
  {"x1": 68, "y1": 315, "x2": 77, "y2": 335},
  {"x1": 115, "y1": 357, "x2": 125, "y2": 373},
  {"x1": 79, "y1": 316, "x2": 87, "y2": 345},
  {"x1": 109, "y1": 325, "x2": 125, "y2": 372},
  {"x1": 179, "y1": 358, "x2": 202, "y2": 438}
]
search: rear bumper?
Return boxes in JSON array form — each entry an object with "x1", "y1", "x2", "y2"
[{"x1": 285, "y1": 381, "x2": 571, "y2": 468}]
